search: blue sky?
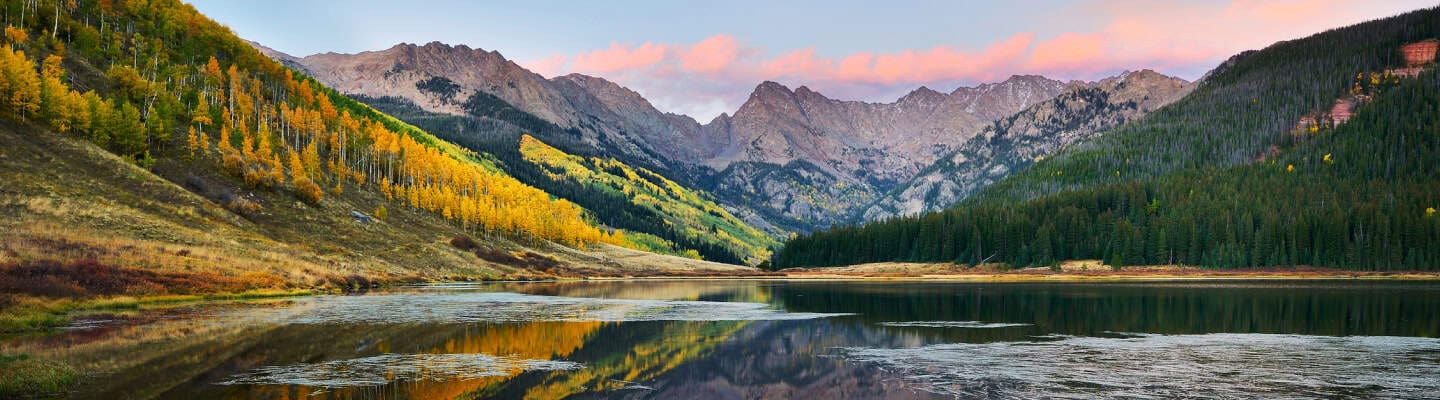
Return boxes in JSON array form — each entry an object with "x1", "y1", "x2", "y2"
[
  {"x1": 190, "y1": 0, "x2": 1090, "y2": 60},
  {"x1": 189, "y1": 0, "x2": 1436, "y2": 120}
]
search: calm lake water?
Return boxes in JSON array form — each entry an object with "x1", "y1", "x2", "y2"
[{"x1": 9, "y1": 280, "x2": 1440, "y2": 399}]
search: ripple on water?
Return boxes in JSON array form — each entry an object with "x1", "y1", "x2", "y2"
[
  {"x1": 277, "y1": 292, "x2": 850, "y2": 324},
  {"x1": 838, "y1": 333, "x2": 1440, "y2": 399},
  {"x1": 217, "y1": 353, "x2": 583, "y2": 388},
  {"x1": 880, "y1": 321, "x2": 1032, "y2": 329}
]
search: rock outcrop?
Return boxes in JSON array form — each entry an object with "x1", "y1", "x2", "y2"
[{"x1": 860, "y1": 70, "x2": 1192, "y2": 220}]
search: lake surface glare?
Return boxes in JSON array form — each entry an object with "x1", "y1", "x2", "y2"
[{"x1": 11, "y1": 280, "x2": 1440, "y2": 399}]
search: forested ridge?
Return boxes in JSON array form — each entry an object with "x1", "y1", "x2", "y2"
[
  {"x1": 518, "y1": 135, "x2": 777, "y2": 264},
  {"x1": 774, "y1": 8, "x2": 1440, "y2": 271},
  {"x1": 357, "y1": 94, "x2": 772, "y2": 265},
  {"x1": 0, "y1": 0, "x2": 635, "y2": 248}
]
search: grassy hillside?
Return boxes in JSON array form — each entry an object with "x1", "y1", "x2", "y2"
[
  {"x1": 357, "y1": 95, "x2": 779, "y2": 265},
  {"x1": 774, "y1": 8, "x2": 1440, "y2": 271},
  {"x1": 519, "y1": 135, "x2": 777, "y2": 264},
  {"x1": 0, "y1": 0, "x2": 765, "y2": 335}
]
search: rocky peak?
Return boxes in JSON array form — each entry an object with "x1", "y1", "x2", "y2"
[
  {"x1": 860, "y1": 69, "x2": 1193, "y2": 221},
  {"x1": 246, "y1": 40, "x2": 308, "y2": 74},
  {"x1": 897, "y1": 86, "x2": 946, "y2": 106},
  {"x1": 944, "y1": 74, "x2": 1067, "y2": 119},
  {"x1": 555, "y1": 73, "x2": 648, "y2": 105},
  {"x1": 751, "y1": 81, "x2": 796, "y2": 98},
  {"x1": 793, "y1": 85, "x2": 832, "y2": 101},
  {"x1": 736, "y1": 81, "x2": 802, "y2": 115}
]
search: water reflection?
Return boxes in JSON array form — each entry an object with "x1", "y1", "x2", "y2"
[
  {"x1": 839, "y1": 334, "x2": 1440, "y2": 398},
  {"x1": 2, "y1": 280, "x2": 1437, "y2": 399}
]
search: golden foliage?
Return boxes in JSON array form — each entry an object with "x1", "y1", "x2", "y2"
[
  {"x1": 0, "y1": 45, "x2": 41, "y2": 119},
  {"x1": 3, "y1": 26, "x2": 27, "y2": 44}
]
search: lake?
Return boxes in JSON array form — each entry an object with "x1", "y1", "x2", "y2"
[{"x1": 8, "y1": 280, "x2": 1440, "y2": 399}]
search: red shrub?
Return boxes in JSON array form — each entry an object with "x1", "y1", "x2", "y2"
[{"x1": 0, "y1": 259, "x2": 280, "y2": 298}]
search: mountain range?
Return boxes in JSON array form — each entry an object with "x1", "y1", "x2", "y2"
[
  {"x1": 774, "y1": 7, "x2": 1440, "y2": 270},
  {"x1": 254, "y1": 41, "x2": 1186, "y2": 234}
]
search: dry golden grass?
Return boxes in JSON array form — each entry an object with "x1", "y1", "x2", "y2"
[{"x1": 1, "y1": 220, "x2": 324, "y2": 282}]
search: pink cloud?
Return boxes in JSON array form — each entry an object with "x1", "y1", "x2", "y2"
[
  {"x1": 834, "y1": 52, "x2": 876, "y2": 82},
  {"x1": 523, "y1": 0, "x2": 1435, "y2": 120},
  {"x1": 571, "y1": 41, "x2": 667, "y2": 73},
  {"x1": 761, "y1": 47, "x2": 830, "y2": 77},
  {"x1": 1028, "y1": 33, "x2": 1105, "y2": 72},
  {"x1": 680, "y1": 35, "x2": 740, "y2": 73},
  {"x1": 523, "y1": 53, "x2": 569, "y2": 77}
]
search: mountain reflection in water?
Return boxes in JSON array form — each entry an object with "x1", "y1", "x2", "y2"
[{"x1": 5, "y1": 280, "x2": 1438, "y2": 399}]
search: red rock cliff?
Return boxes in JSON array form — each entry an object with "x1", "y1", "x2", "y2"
[{"x1": 1401, "y1": 39, "x2": 1437, "y2": 67}]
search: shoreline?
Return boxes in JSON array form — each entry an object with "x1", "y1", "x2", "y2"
[
  {"x1": 763, "y1": 273, "x2": 1440, "y2": 282},
  {"x1": 565, "y1": 273, "x2": 1440, "y2": 282},
  {"x1": 7, "y1": 267, "x2": 1437, "y2": 332}
]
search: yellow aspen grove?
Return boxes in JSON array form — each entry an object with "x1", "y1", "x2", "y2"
[
  {"x1": 287, "y1": 149, "x2": 306, "y2": 184},
  {"x1": 239, "y1": 127, "x2": 254, "y2": 160},
  {"x1": 0, "y1": 45, "x2": 41, "y2": 119},
  {"x1": 198, "y1": 130, "x2": 211, "y2": 158},
  {"x1": 316, "y1": 93, "x2": 337, "y2": 123},
  {"x1": 38, "y1": 54, "x2": 70, "y2": 131},
  {"x1": 3, "y1": 26, "x2": 28, "y2": 44},
  {"x1": 302, "y1": 142, "x2": 322, "y2": 179},
  {"x1": 187, "y1": 126, "x2": 198, "y2": 158},
  {"x1": 193, "y1": 94, "x2": 211, "y2": 130},
  {"x1": 0, "y1": 26, "x2": 627, "y2": 249},
  {"x1": 205, "y1": 56, "x2": 222, "y2": 83},
  {"x1": 268, "y1": 151, "x2": 286, "y2": 188}
]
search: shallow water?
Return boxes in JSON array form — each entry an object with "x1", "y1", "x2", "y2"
[{"x1": 7, "y1": 280, "x2": 1440, "y2": 399}]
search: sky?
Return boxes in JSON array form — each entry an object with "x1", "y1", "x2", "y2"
[{"x1": 189, "y1": 0, "x2": 1434, "y2": 121}]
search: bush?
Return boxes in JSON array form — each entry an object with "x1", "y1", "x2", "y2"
[
  {"x1": 0, "y1": 259, "x2": 280, "y2": 298},
  {"x1": 449, "y1": 236, "x2": 478, "y2": 251},
  {"x1": 225, "y1": 197, "x2": 261, "y2": 215},
  {"x1": 294, "y1": 178, "x2": 323, "y2": 204},
  {"x1": 183, "y1": 174, "x2": 211, "y2": 193},
  {"x1": 0, "y1": 354, "x2": 77, "y2": 398},
  {"x1": 472, "y1": 248, "x2": 561, "y2": 271},
  {"x1": 323, "y1": 274, "x2": 373, "y2": 292},
  {"x1": 474, "y1": 247, "x2": 521, "y2": 264}
]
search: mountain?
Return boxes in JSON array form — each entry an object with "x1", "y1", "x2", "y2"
[
  {"x1": 700, "y1": 76, "x2": 1070, "y2": 228},
  {"x1": 0, "y1": 0, "x2": 760, "y2": 313},
  {"x1": 246, "y1": 39, "x2": 309, "y2": 75},
  {"x1": 263, "y1": 42, "x2": 793, "y2": 263},
  {"x1": 860, "y1": 70, "x2": 1191, "y2": 220},
  {"x1": 774, "y1": 7, "x2": 1440, "y2": 271},
  {"x1": 272, "y1": 42, "x2": 1084, "y2": 231},
  {"x1": 290, "y1": 42, "x2": 692, "y2": 170},
  {"x1": 704, "y1": 76, "x2": 1069, "y2": 185}
]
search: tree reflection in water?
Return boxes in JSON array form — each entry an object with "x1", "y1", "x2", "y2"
[{"x1": 4, "y1": 280, "x2": 1437, "y2": 399}]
